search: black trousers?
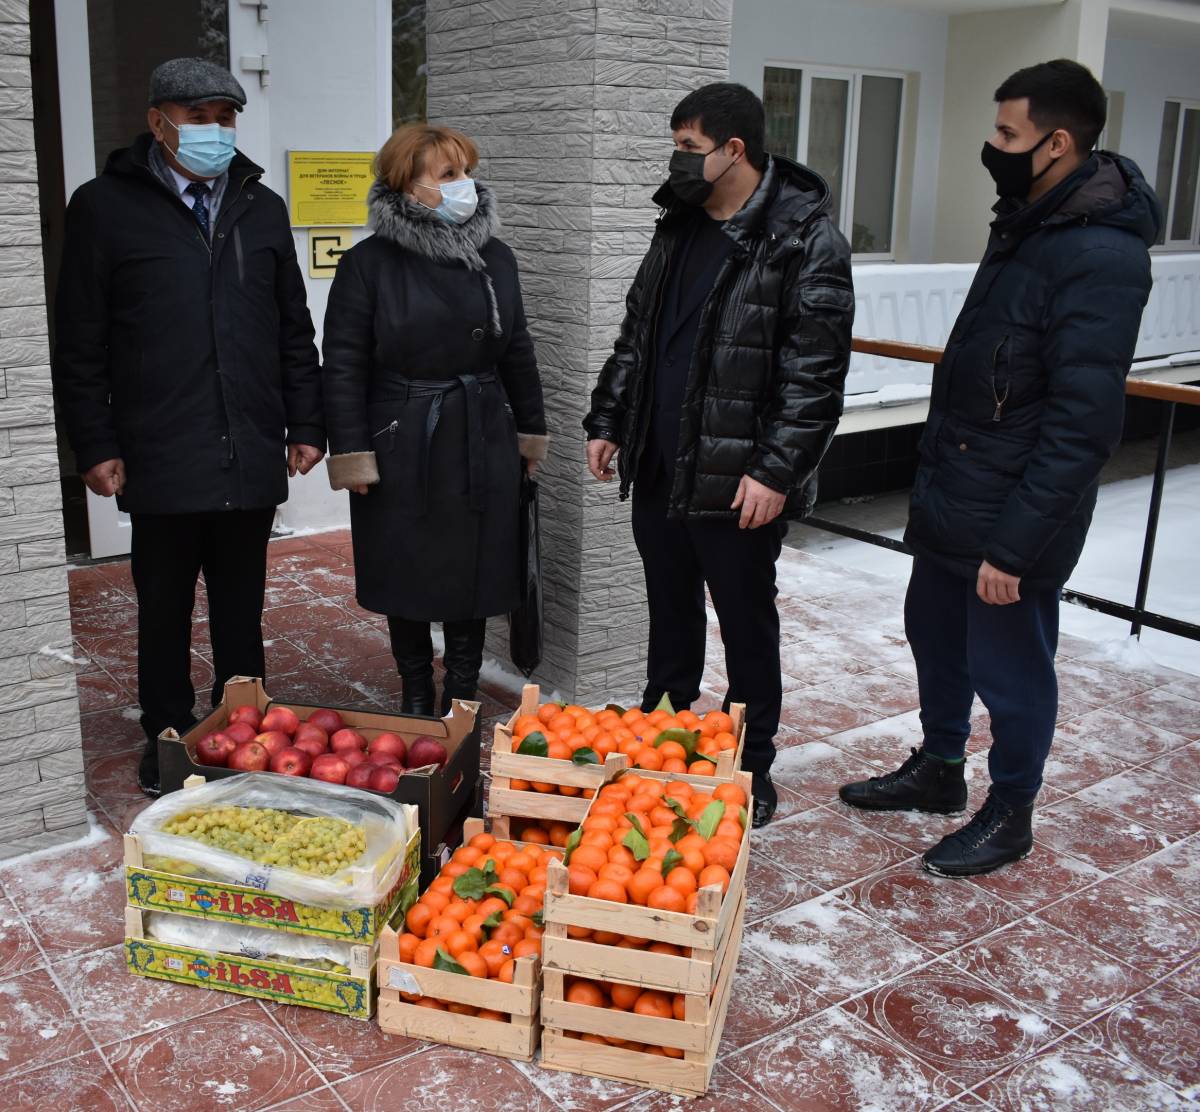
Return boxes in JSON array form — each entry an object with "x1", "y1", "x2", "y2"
[
  {"x1": 130, "y1": 509, "x2": 275, "y2": 743},
  {"x1": 631, "y1": 462, "x2": 785, "y2": 774},
  {"x1": 905, "y1": 557, "x2": 1060, "y2": 807}
]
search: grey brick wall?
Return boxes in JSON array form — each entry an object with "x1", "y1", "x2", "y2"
[
  {"x1": 0, "y1": 1, "x2": 88, "y2": 859},
  {"x1": 429, "y1": 0, "x2": 730, "y2": 705}
]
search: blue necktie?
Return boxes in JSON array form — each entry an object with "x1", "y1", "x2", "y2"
[{"x1": 185, "y1": 181, "x2": 211, "y2": 241}]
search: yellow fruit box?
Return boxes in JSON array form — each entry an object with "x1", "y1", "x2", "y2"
[
  {"x1": 124, "y1": 821, "x2": 421, "y2": 946},
  {"x1": 125, "y1": 907, "x2": 379, "y2": 1020}
]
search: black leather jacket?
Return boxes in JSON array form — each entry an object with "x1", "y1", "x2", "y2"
[{"x1": 584, "y1": 155, "x2": 854, "y2": 520}]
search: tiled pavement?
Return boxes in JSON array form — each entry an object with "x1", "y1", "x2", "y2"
[{"x1": 1, "y1": 528, "x2": 1197, "y2": 1110}]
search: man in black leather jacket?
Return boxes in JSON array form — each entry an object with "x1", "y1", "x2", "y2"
[{"x1": 584, "y1": 84, "x2": 855, "y2": 826}]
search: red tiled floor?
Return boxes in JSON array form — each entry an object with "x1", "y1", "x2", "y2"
[
  {"x1": 0, "y1": 534, "x2": 1184, "y2": 1111},
  {"x1": 0, "y1": 1051, "x2": 133, "y2": 1110},
  {"x1": 842, "y1": 963, "x2": 1064, "y2": 1089},
  {"x1": 105, "y1": 1000, "x2": 326, "y2": 1110}
]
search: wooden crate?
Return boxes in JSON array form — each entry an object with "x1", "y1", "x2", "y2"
[
  {"x1": 488, "y1": 685, "x2": 745, "y2": 839},
  {"x1": 540, "y1": 891, "x2": 746, "y2": 1097},
  {"x1": 374, "y1": 818, "x2": 542, "y2": 1061}
]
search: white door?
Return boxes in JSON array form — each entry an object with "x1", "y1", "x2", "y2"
[{"x1": 53, "y1": 0, "x2": 270, "y2": 558}]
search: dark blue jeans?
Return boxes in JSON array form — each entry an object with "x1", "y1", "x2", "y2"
[{"x1": 904, "y1": 557, "x2": 1060, "y2": 807}]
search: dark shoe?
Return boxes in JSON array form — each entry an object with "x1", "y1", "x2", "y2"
[
  {"x1": 137, "y1": 740, "x2": 161, "y2": 798},
  {"x1": 400, "y1": 677, "x2": 436, "y2": 717},
  {"x1": 439, "y1": 685, "x2": 478, "y2": 717},
  {"x1": 751, "y1": 771, "x2": 777, "y2": 828},
  {"x1": 839, "y1": 747, "x2": 968, "y2": 814},
  {"x1": 922, "y1": 792, "x2": 1034, "y2": 877}
]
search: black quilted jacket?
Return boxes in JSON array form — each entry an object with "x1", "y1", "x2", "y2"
[
  {"x1": 904, "y1": 153, "x2": 1160, "y2": 588},
  {"x1": 584, "y1": 155, "x2": 854, "y2": 520}
]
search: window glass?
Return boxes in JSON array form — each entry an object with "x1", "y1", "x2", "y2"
[
  {"x1": 1169, "y1": 107, "x2": 1200, "y2": 243},
  {"x1": 393, "y1": 1, "x2": 427, "y2": 126},
  {"x1": 808, "y1": 77, "x2": 850, "y2": 228},
  {"x1": 763, "y1": 66, "x2": 802, "y2": 161},
  {"x1": 852, "y1": 75, "x2": 903, "y2": 254}
]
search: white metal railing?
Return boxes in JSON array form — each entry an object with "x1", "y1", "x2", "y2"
[{"x1": 847, "y1": 253, "x2": 1200, "y2": 394}]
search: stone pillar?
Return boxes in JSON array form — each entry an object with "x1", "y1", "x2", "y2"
[
  {"x1": 427, "y1": 0, "x2": 730, "y2": 704},
  {"x1": 0, "y1": 1, "x2": 87, "y2": 857}
]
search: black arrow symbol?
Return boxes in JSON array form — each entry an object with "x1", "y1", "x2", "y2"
[{"x1": 325, "y1": 246, "x2": 347, "y2": 258}]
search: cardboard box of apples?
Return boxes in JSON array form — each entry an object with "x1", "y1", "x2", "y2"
[{"x1": 158, "y1": 677, "x2": 482, "y2": 885}]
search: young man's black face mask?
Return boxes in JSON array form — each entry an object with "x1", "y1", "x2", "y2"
[
  {"x1": 980, "y1": 130, "x2": 1057, "y2": 199},
  {"x1": 668, "y1": 144, "x2": 741, "y2": 206}
]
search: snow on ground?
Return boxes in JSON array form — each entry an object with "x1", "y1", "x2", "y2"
[{"x1": 792, "y1": 461, "x2": 1200, "y2": 677}]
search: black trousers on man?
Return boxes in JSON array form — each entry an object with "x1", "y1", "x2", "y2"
[
  {"x1": 130, "y1": 509, "x2": 275, "y2": 743},
  {"x1": 631, "y1": 456, "x2": 785, "y2": 775}
]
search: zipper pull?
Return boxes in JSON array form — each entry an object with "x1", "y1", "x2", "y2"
[
  {"x1": 992, "y1": 401, "x2": 1004, "y2": 422},
  {"x1": 388, "y1": 420, "x2": 397, "y2": 452}
]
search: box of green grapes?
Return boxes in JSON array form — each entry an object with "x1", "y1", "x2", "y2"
[{"x1": 124, "y1": 773, "x2": 421, "y2": 946}]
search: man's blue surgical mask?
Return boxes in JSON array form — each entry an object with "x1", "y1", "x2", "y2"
[{"x1": 163, "y1": 116, "x2": 236, "y2": 178}]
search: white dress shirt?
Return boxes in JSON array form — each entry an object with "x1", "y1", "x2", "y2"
[{"x1": 168, "y1": 165, "x2": 229, "y2": 224}]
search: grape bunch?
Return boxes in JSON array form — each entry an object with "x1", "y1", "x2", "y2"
[{"x1": 161, "y1": 806, "x2": 367, "y2": 876}]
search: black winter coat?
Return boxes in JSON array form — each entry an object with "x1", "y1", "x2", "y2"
[
  {"x1": 321, "y1": 184, "x2": 547, "y2": 622},
  {"x1": 904, "y1": 154, "x2": 1160, "y2": 589},
  {"x1": 52, "y1": 134, "x2": 323, "y2": 514},
  {"x1": 584, "y1": 156, "x2": 854, "y2": 520}
]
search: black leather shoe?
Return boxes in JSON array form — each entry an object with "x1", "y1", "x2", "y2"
[
  {"x1": 922, "y1": 792, "x2": 1034, "y2": 877},
  {"x1": 440, "y1": 619, "x2": 486, "y2": 716},
  {"x1": 137, "y1": 740, "x2": 161, "y2": 798},
  {"x1": 839, "y1": 747, "x2": 968, "y2": 814},
  {"x1": 400, "y1": 677, "x2": 436, "y2": 717},
  {"x1": 751, "y1": 771, "x2": 777, "y2": 828}
]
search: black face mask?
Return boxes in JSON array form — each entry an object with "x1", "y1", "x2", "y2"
[
  {"x1": 668, "y1": 145, "x2": 740, "y2": 206},
  {"x1": 980, "y1": 130, "x2": 1056, "y2": 199}
]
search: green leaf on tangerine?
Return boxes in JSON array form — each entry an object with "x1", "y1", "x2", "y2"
[
  {"x1": 696, "y1": 800, "x2": 727, "y2": 841},
  {"x1": 516, "y1": 732, "x2": 549, "y2": 758}
]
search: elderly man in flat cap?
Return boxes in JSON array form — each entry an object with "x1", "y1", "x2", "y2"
[{"x1": 53, "y1": 58, "x2": 325, "y2": 796}]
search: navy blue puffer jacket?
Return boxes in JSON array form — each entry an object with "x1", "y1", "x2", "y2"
[{"x1": 904, "y1": 153, "x2": 1161, "y2": 589}]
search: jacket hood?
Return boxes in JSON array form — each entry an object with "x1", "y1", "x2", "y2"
[
  {"x1": 367, "y1": 180, "x2": 504, "y2": 336},
  {"x1": 653, "y1": 155, "x2": 832, "y2": 253},
  {"x1": 104, "y1": 132, "x2": 263, "y2": 184},
  {"x1": 994, "y1": 152, "x2": 1162, "y2": 247}
]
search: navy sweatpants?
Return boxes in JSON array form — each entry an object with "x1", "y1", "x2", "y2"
[{"x1": 904, "y1": 557, "x2": 1060, "y2": 807}]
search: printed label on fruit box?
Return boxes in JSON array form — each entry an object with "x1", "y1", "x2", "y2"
[
  {"x1": 242, "y1": 870, "x2": 271, "y2": 891},
  {"x1": 165, "y1": 956, "x2": 184, "y2": 972},
  {"x1": 387, "y1": 967, "x2": 422, "y2": 995},
  {"x1": 166, "y1": 887, "x2": 187, "y2": 903}
]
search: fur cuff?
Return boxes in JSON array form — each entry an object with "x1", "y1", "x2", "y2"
[
  {"x1": 327, "y1": 452, "x2": 380, "y2": 491},
  {"x1": 518, "y1": 433, "x2": 549, "y2": 461}
]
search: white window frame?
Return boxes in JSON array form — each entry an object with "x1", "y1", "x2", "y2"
[
  {"x1": 1157, "y1": 97, "x2": 1200, "y2": 253},
  {"x1": 767, "y1": 62, "x2": 907, "y2": 262}
]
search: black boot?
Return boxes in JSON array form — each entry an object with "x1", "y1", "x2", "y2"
[
  {"x1": 839, "y1": 747, "x2": 968, "y2": 814},
  {"x1": 751, "y1": 771, "x2": 777, "y2": 828},
  {"x1": 440, "y1": 618, "x2": 487, "y2": 716},
  {"x1": 137, "y1": 740, "x2": 161, "y2": 798},
  {"x1": 388, "y1": 617, "x2": 436, "y2": 716},
  {"x1": 922, "y1": 791, "x2": 1034, "y2": 877}
]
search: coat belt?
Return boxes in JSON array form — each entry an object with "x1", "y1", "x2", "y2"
[{"x1": 378, "y1": 373, "x2": 496, "y2": 517}]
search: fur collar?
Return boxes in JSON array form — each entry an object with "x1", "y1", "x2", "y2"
[{"x1": 367, "y1": 180, "x2": 500, "y2": 271}]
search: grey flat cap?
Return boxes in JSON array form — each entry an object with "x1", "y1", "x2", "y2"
[{"x1": 149, "y1": 57, "x2": 246, "y2": 111}]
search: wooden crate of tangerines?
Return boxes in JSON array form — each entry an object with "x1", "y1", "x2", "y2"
[
  {"x1": 538, "y1": 764, "x2": 752, "y2": 1098},
  {"x1": 488, "y1": 684, "x2": 745, "y2": 839},
  {"x1": 376, "y1": 817, "x2": 549, "y2": 1061}
]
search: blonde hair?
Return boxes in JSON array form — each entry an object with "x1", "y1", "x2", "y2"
[{"x1": 374, "y1": 124, "x2": 479, "y2": 192}]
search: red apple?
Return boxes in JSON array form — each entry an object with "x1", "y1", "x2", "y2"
[
  {"x1": 260, "y1": 706, "x2": 300, "y2": 736},
  {"x1": 369, "y1": 731, "x2": 407, "y2": 765},
  {"x1": 228, "y1": 705, "x2": 263, "y2": 730},
  {"x1": 223, "y1": 721, "x2": 258, "y2": 745},
  {"x1": 310, "y1": 753, "x2": 350, "y2": 785},
  {"x1": 293, "y1": 735, "x2": 327, "y2": 759},
  {"x1": 330, "y1": 728, "x2": 367, "y2": 753},
  {"x1": 228, "y1": 740, "x2": 270, "y2": 772},
  {"x1": 368, "y1": 765, "x2": 401, "y2": 793},
  {"x1": 307, "y1": 708, "x2": 345, "y2": 734},
  {"x1": 254, "y1": 730, "x2": 291, "y2": 759},
  {"x1": 406, "y1": 736, "x2": 448, "y2": 771},
  {"x1": 345, "y1": 762, "x2": 377, "y2": 789},
  {"x1": 371, "y1": 751, "x2": 403, "y2": 771},
  {"x1": 293, "y1": 723, "x2": 329, "y2": 750},
  {"x1": 270, "y1": 747, "x2": 312, "y2": 776},
  {"x1": 196, "y1": 731, "x2": 236, "y2": 767},
  {"x1": 341, "y1": 748, "x2": 369, "y2": 769}
]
